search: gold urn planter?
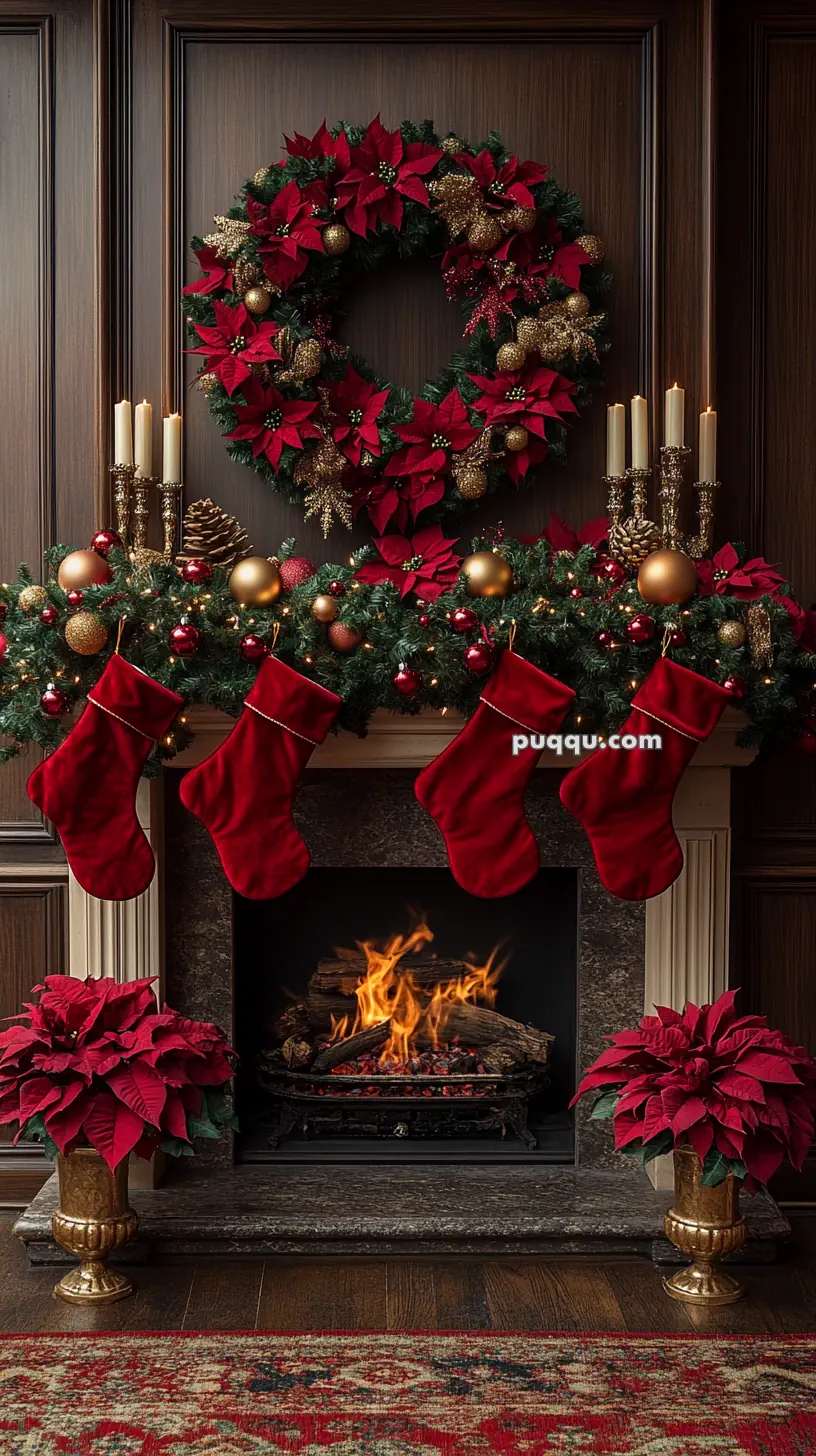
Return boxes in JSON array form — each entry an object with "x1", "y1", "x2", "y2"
[
  {"x1": 52, "y1": 1147, "x2": 138, "y2": 1305},
  {"x1": 662, "y1": 1145, "x2": 746, "y2": 1305}
]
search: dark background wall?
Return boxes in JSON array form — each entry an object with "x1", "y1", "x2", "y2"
[{"x1": 0, "y1": 0, "x2": 814, "y2": 1194}]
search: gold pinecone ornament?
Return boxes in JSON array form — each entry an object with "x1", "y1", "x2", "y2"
[
  {"x1": 609, "y1": 517, "x2": 662, "y2": 570},
  {"x1": 177, "y1": 498, "x2": 253, "y2": 574}
]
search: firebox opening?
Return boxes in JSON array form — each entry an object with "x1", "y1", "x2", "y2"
[{"x1": 234, "y1": 867, "x2": 578, "y2": 1164}]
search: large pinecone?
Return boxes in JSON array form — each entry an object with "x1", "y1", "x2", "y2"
[
  {"x1": 609, "y1": 516, "x2": 661, "y2": 569},
  {"x1": 177, "y1": 498, "x2": 252, "y2": 573}
]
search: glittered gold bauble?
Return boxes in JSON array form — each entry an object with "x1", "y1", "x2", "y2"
[
  {"x1": 253, "y1": 166, "x2": 270, "y2": 188},
  {"x1": 18, "y1": 584, "x2": 48, "y2": 613},
  {"x1": 228, "y1": 555, "x2": 282, "y2": 606},
  {"x1": 576, "y1": 234, "x2": 604, "y2": 264},
  {"x1": 455, "y1": 466, "x2": 488, "y2": 500},
  {"x1": 564, "y1": 291, "x2": 590, "y2": 319},
  {"x1": 327, "y1": 621, "x2": 363, "y2": 653},
  {"x1": 323, "y1": 222, "x2": 351, "y2": 255},
  {"x1": 57, "y1": 549, "x2": 113, "y2": 591},
  {"x1": 718, "y1": 619, "x2": 747, "y2": 648},
  {"x1": 312, "y1": 593, "x2": 340, "y2": 623},
  {"x1": 462, "y1": 550, "x2": 513, "y2": 598},
  {"x1": 504, "y1": 204, "x2": 536, "y2": 233},
  {"x1": 198, "y1": 372, "x2": 218, "y2": 393},
  {"x1": 64, "y1": 611, "x2": 109, "y2": 656},
  {"x1": 496, "y1": 341, "x2": 527, "y2": 372},
  {"x1": 516, "y1": 315, "x2": 543, "y2": 351},
  {"x1": 244, "y1": 285, "x2": 272, "y2": 314},
  {"x1": 467, "y1": 214, "x2": 504, "y2": 251},
  {"x1": 637, "y1": 549, "x2": 699, "y2": 606},
  {"x1": 440, "y1": 134, "x2": 463, "y2": 154},
  {"x1": 504, "y1": 425, "x2": 529, "y2": 452},
  {"x1": 293, "y1": 338, "x2": 322, "y2": 380}
]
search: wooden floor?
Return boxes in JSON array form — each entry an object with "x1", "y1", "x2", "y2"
[{"x1": 2, "y1": 1212, "x2": 816, "y2": 1336}]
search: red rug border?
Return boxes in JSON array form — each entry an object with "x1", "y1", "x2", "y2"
[{"x1": 0, "y1": 1328, "x2": 813, "y2": 1342}]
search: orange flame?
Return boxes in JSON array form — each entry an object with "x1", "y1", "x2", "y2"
[{"x1": 330, "y1": 921, "x2": 506, "y2": 1065}]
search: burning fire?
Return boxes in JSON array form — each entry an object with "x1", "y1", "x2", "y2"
[{"x1": 329, "y1": 920, "x2": 505, "y2": 1065}]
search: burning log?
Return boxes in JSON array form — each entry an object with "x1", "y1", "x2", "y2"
[
  {"x1": 307, "y1": 991, "x2": 356, "y2": 1032},
  {"x1": 312, "y1": 1019, "x2": 392, "y2": 1072},
  {"x1": 310, "y1": 957, "x2": 469, "y2": 996},
  {"x1": 281, "y1": 1036, "x2": 314, "y2": 1069},
  {"x1": 267, "y1": 1000, "x2": 312, "y2": 1043},
  {"x1": 441, "y1": 1003, "x2": 553, "y2": 1065},
  {"x1": 481, "y1": 1043, "x2": 525, "y2": 1076}
]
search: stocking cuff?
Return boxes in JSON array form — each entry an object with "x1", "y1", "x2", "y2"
[
  {"x1": 88, "y1": 655, "x2": 183, "y2": 741},
  {"x1": 480, "y1": 651, "x2": 575, "y2": 734},
  {"x1": 634, "y1": 657, "x2": 730, "y2": 741},
  {"x1": 245, "y1": 655, "x2": 340, "y2": 745}
]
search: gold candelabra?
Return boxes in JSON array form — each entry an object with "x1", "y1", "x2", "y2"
[
  {"x1": 658, "y1": 444, "x2": 690, "y2": 551},
  {"x1": 109, "y1": 463, "x2": 137, "y2": 545},
  {"x1": 107, "y1": 463, "x2": 182, "y2": 564},
  {"x1": 686, "y1": 479, "x2": 720, "y2": 560},
  {"x1": 606, "y1": 468, "x2": 661, "y2": 570},
  {"x1": 605, "y1": 449, "x2": 719, "y2": 566}
]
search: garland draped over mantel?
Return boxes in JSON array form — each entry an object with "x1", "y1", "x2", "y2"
[
  {"x1": 1, "y1": 522, "x2": 815, "y2": 766},
  {"x1": 184, "y1": 118, "x2": 610, "y2": 535}
]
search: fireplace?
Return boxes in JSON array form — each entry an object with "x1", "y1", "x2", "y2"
[{"x1": 234, "y1": 867, "x2": 577, "y2": 1161}]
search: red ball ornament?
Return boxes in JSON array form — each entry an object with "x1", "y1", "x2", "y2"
[
  {"x1": 181, "y1": 559, "x2": 213, "y2": 586},
  {"x1": 627, "y1": 613, "x2": 656, "y2": 645},
  {"x1": 0, "y1": 632, "x2": 6, "y2": 662},
  {"x1": 40, "y1": 686, "x2": 70, "y2": 718},
  {"x1": 418, "y1": 613, "x2": 430, "y2": 628},
  {"x1": 169, "y1": 623, "x2": 200, "y2": 658},
  {"x1": 598, "y1": 630, "x2": 618, "y2": 650},
  {"x1": 464, "y1": 641, "x2": 495, "y2": 674},
  {"x1": 279, "y1": 556, "x2": 317, "y2": 591},
  {"x1": 796, "y1": 725, "x2": 816, "y2": 757},
  {"x1": 66, "y1": 590, "x2": 84, "y2": 608},
  {"x1": 669, "y1": 627, "x2": 687, "y2": 647},
  {"x1": 39, "y1": 606, "x2": 59, "y2": 627},
  {"x1": 569, "y1": 586, "x2": 584, "y2": 599},
  {"x1": 238, "y1": 632, "x2": 269, "y2": 663},
  {"x1": 450, "y1": 606, "x2": 479, "y2": 633},
  {"x1": 723, "y1": 673, "x2": 746, "y2": 699},
  {"x1": 595, "y1": 557, "x2": 627, "y2": 588},
  {"x1": 89, "y1": 528, "x2": 123, "y2": 558},
  {"x1": 393, "y1": 666, "x2": 422, "y2": 698},
  {"x1": 328, "y1": 579, "x2": 347, "y2": 598}
]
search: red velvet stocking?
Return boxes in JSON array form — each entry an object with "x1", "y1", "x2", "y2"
[
  {"x1": 180, "y1": 655, "x2": 340, "y2": 900},
  {"x1": 414, "y1": 651, "x2": 575, "y2": 898},
  {"x1": 27, "y1": 656, "x2": 183, "y2": 901},
  {"x1": 559, "y1": 657, "x2": 730, "y2": 901}
]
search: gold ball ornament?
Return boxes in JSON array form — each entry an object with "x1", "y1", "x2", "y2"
[
  {"x1": 327, "y1": 621, "x2": 363, "y2": 654},
  {"x1": 253, "y1": 166, "x2": 271, "y2": 188},
  {"x1": 455, "y1": 466, "x2": 488, "y2": 500},
  {"x1": 198, "y1": 372, "x2": 218, "y2": 393},
  {"x1": 228, "y1": 555, "x2": 282, "y2": 606},
  {"x1": 293, "y1": 338, "x2": 322, "y2": 380},
  {"x1": 564, "y1": 291, "x2": 590, "y2": 319},
  {"x1": 322, "y1": 222, "x2": 351, "y2": 255},
  {"x1": 312, "y1": 593, "x2": 340, "y2": 623},
  {"x1": 516, "y1": 315, "x2": 543, "y2": 352},
  {"x1": 64, "y1": 611, "x2": 109, "y2": 656},
  {"x1": 462, "y1": 550, "x2": 514, "y2": 599},
  {"x1": 57, "y1": 549, "x2": 112, "y2": 591},
  {"x1": 718, "y1": 620, "x2": 747, "y2": 648},
  {"x1": 244, "y1": 285, "x2": 273, "y2": 315},
  {"x1": 637, "y1": 549, "x2": 699, "y2": 606},
  {"x1": 440, "y1": 135, "x2": 463, "y2": 155},
  {"x1": 467, "y1": 215, "x2": 504, "y2": 251},
  {"x1": 575, "y1": 234, "x2": 604, "y2": 265},
  {"x1": 496, "y1": 341, "x2": 527, "y2": 372},
  {"x1": 18, "y1": 585, "x2": 48, "y2": 613},
  {"x1": 504, "y1": 425, "x2": 529, "y2": 452},
  {"x1": 504, "y1": 205, "x2": 537, "y2": 233}
]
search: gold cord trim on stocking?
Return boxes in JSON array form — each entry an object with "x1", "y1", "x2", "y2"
[
  {"x1": 245, "y1": 700, "x2": 318, "y2": 745},
  {"x1": 637, "y1": 705, "x2": 700, "y2": 743},
  {"x1": 87, "y1": 696, "x2": 154, "y2": 740},
  {"x1": 480, "y1": 698, "x2": 548, "y2": 737}
]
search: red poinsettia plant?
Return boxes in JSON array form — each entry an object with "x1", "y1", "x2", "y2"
[
  {"x1": 0, "y1": 975, "x2": 237, "y2": 1171},
  {"x1": 573, "y1": 990, "x2": 816, "y2": 1191}
]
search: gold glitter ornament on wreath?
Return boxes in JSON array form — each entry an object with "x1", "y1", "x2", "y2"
[
  {"x1": 322, "y1": 222, "x2": 351, "y2": 255},
  {"x1": 64, "y1": 611, "x2": 109, "y2": 656},
  {"x1": 18, "y1": 584, "x2": 49, "y2": 613},
  {"x1": 718, "y1": 620, "x2": 747, "y2": 649},
  {"x1": 454, "y1": 465, "x2": 488, "y2": 501}
]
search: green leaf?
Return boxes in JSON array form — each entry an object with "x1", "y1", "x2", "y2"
[
  {"x1": 589, "y1": 1091, "x2": 619, "y2": 1121},
  {"x1": 641, "y1": 1130, "x2": 675, "y2": 1165},
  {"x1": 701, "y1": 1151, "x2": 732, "y2": 1187},
  {"x1": 186, "y1": 1114, "x2": 221, "y2": 1141}
]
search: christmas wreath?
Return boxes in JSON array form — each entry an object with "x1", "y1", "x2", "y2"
[{"x1": 184, "y1": 118, "x2": 610, "y2": 536}]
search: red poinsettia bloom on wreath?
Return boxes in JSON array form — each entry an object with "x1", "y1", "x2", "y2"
[
  {"x1": 182, "y1": 245, "x2": 234, "y2": 297},
  {"x1": 572, "y1": 990, "x2": 816, "y2": 1192},
  {"x1": 284, "y1": 120, "x2": 352, "y2": 173},
  {"x1": 352, "y1": 472, "x2": 444, "y2": 534},
  {"x1": 355, "y1": 524, "x2": 461, "y2": 602},
  {"x1": 696, "y1": 543, "x2": 787, "y2": 600},
  {"x1": 468, "y1": 363, "x2": 577, "y2": 482},
  {"x1": 227, "y1": 376, "x2": 320, "y2": 469},
  {"x1": 246, "y1": 182, "x2": 326, "y2": 290},
  {"x1": 387, "y1": 390, "x2": 480, "y2": 477},
  {"x1": 333, "y1": 116, "x2": 442, "y2": 237},
  {"x1": 188, "y1": 301, "x2": 281, "y2": 396},
  {"x1": 453, "y1": 149, "x2": 549, "y2": 211},
  {"x1": 499, "y1": 216, "x2": 592, "y2": 293},
  {"x1": 326, "y1": 366, "x2": 390, "y2": 466}
]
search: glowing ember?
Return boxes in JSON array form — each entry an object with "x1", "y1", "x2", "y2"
[{"x1": 329, "y1": 920, "x2": 506, "y2": 1065}]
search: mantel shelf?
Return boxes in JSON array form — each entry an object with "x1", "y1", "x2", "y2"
[{"x1": 172, "y1": 705, "x2": 756, "y2": 771}]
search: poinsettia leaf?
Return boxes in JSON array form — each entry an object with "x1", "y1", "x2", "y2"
[
  {"x1": 736, "y1": 1050, "x2": 802, "y2": 1083},
  {"x1": 186, "y1": 1113, "x2": 221, "y2": 1141},
  {"x1": 107, "y1": 1061, "x2": 167, "y2": 1127},
  {"x1": 640, "y1": 1129, "x2": 675, "y2": 1164},
  {"x1": 589, "y1": 1091, "x2": 618, "y2": 1121},
  {"x1": 83, "y1": 1094, "x2": 145, "y2": 1172}
]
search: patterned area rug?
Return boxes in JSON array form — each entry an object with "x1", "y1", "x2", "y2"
[{"x1": 1, "y1": 1331, "x2": 815, "y2": 1454}]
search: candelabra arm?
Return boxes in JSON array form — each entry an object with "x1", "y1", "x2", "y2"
[
  {"x1": 159, "y1": 483, "x2": 182, "y2": 562},
  {"x1": 686, "y1": 480, "x2": 720, "y2": 560},
  {"x1": 603, "y1": 475, "x2": 626, "y2": 535},
  {"x1": 109, "y1": 463, "x2": 137, "y2": 547},
  {"x1": 130, "y1": 474, "x2": 159, "y2": 552},
  {"x1": 659, "y1": 445, "x2": 690, "y2": 550}
]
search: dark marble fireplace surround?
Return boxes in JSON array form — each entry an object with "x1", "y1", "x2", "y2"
[{"x1": 16, "y1": 767, "x2": 789, "y2": 1263}]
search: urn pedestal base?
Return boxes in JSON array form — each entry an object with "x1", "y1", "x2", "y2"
[
  {"x1": 662, "y1": 1146, "x2": 746, "y2": 1305},
  {"x1": 52, "y1": 1149, "x2": 138, "y2": 1305}
]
